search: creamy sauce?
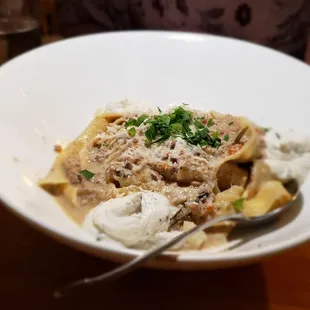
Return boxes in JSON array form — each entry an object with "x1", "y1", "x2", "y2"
[
  {"x1": 68, "y1": 101, "x2": 248, "y2": 248},
  {"x1": 83, "y1": 102, "x2": 195, "y2": 248},
  {"x1": 83, "y1": 191, "x2": 181, "y2": 249},
  {"x1": 41, "y1": 98, "x2": 310, "y2": 251},
  {"x1": 264, "y1": 129, "x2": 310, "y2": 184}
]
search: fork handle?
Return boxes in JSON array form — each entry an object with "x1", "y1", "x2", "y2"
[{"x1": 54, "y1": 214, "x2": 246, "y2": 298}]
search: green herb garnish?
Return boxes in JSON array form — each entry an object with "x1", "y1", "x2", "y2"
[
  {"x1": 194, "y1": 120, "x2": 204, "y2": 129},
  {"x1": 224, "y1": 134, "x2": 229, "y2": 141},
  {"x1": 232, "y1": 198, "x2": 244, "y2": 212},
  {"x1": 125, "y1": 118, "x2": 136, "y2": 128},
  {"x1": 213, "y1": 139, "x2": 222, "y2": 148},
  {"x1": 144, "y1": 124, "x2": 155, "y2": 141},
  {"x1": 228, "y1": 121, "x2": 234, "y2": 126},
  {"x1": 125, "y1": 106, "x2": 223, "y2": 148},
  {"x1": 79, "y1": 170, "x2": 95, "y2": 180},
  {"x1": 125, "y1": 115, "x2": 148, "y2": 128},
  {"x1": 128, "y1": 127, "x2": 136, "y2": 137},
  {"x1": 171, "y1": 122, "x2": 183, "y2": 132},
  {"x1": 207, "y1": 118, "x2": 214, "y2": 127},
  {"x1": 263, "y1": 127, "x2": 271, "y2": 133},
  {"x1": 157, "y1": 107, "x2": 162, "y2": 113},
  {"x1": 213, "y1": 131, "x2": 219, "y2": 139}
]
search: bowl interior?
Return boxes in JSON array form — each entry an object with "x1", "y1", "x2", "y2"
[{"x1": 1, "y1": 31, "x2": 310, "y2": 267}]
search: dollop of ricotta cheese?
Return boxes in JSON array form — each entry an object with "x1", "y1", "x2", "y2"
[
  {"x1": 263, "y1": 129, "x2": 310, "y2": 185},
  {"x1": 102, "y1": 99, "x2": 158, "y2": 116},
  {"x1": 83, "y1": 191, "x2": 181, "y2": 249}
]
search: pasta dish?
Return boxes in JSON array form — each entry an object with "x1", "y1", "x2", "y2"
[{"x1": 39, "y1": 101, "x2": 310, "y2": 251}]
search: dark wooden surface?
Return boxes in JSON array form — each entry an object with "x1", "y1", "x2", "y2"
[{"x1": 1, "y1": 204, "x2": 310, "y2": 310}]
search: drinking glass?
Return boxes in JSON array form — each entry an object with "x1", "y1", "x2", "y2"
[
  {"x1": 0, "y1": 0, "x2": 40, "y2": 63},
  {"x1": 0, "y1": 0, "x2": 39, "y2": 35}
]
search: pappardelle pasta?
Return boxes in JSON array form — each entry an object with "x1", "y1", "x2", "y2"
[{"x1": 39, "y1": 101, "x2": 306, "y2": 251}]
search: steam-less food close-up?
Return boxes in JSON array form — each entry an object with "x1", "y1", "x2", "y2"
[
  {"x1": 2, "y1": 25, "x2": 310, "y2": 308},
  {"x1": 40, "y1": 101, "x2": 310, "y2": 252}
]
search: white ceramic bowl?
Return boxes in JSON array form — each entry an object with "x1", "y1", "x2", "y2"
[{"x1": 1, "y1": 31, "x2": 310, "y2": 269}]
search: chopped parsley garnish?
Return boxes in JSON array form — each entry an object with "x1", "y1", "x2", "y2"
[
  {"x1": 79, "y1": 170, "x2": 95, "y2": 180},
  {"x1": 124, "y1": 118, "x2": 136, "y2": 128},
  {"x1": 145, "y1": 124, "x2": 157, "y2": 141},
  {"x1": 171, "y1": 122, "x2": 183, "y2": 131},
  {"x1": 128, "y1": 127, "x2": 136, "y2": 137},
  {"x1": 125, "y1": 106, "x2": 225, "y2": 148},
  {"x1": 125, "y1": 115, "x2": 148, "y2": 128},
  {"x1": 232, "y1": 198, "x2": 244, "y2": 212},
  {"x1": 263, "y1": 127, "x2": 271, "y2": 133},
  {"x1": 207, "y1": 118, "x2": 214, "y2": 127},
  {"x1": 212, "y1": 131, "x2": 219, "y2": 139},
  {"x1": 194, "y1": 120, "x2": 204, "y2": 129},
  {"x1": 224, "y1": 134, "x2": 229, "y2": 141},
  {"x1": 213, "y1": 139, "x2": 222, "y2": 148}
]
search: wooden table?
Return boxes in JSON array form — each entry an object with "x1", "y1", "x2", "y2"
[{"x1": 1, "y1": 204, "x2": 310, "y2": 310}]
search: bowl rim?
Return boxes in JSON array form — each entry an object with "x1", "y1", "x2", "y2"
[{"x1": 1, "y1": 30, "x2": 310, "y2": 268}]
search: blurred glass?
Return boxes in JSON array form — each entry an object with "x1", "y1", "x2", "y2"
[
  {"x1": 0, "y1": 0, "x2": 40, "y2": 63},
  {"x1": 0, "y1": 0, "x2": 39, "y2": 35}
]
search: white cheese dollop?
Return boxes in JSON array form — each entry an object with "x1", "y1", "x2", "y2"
[
  {"x1": 101, "y1": 99, "x2": 157, "y2": 116},
  {"x1": 264, "y1": 129, "x2": 310, "y2": 185},
  {"x1": 83, "y1": 191, "x2": 181, "y2": 249},
  {"x1": 167, "y1": 103, "x2": 208, "y2": 115}
]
